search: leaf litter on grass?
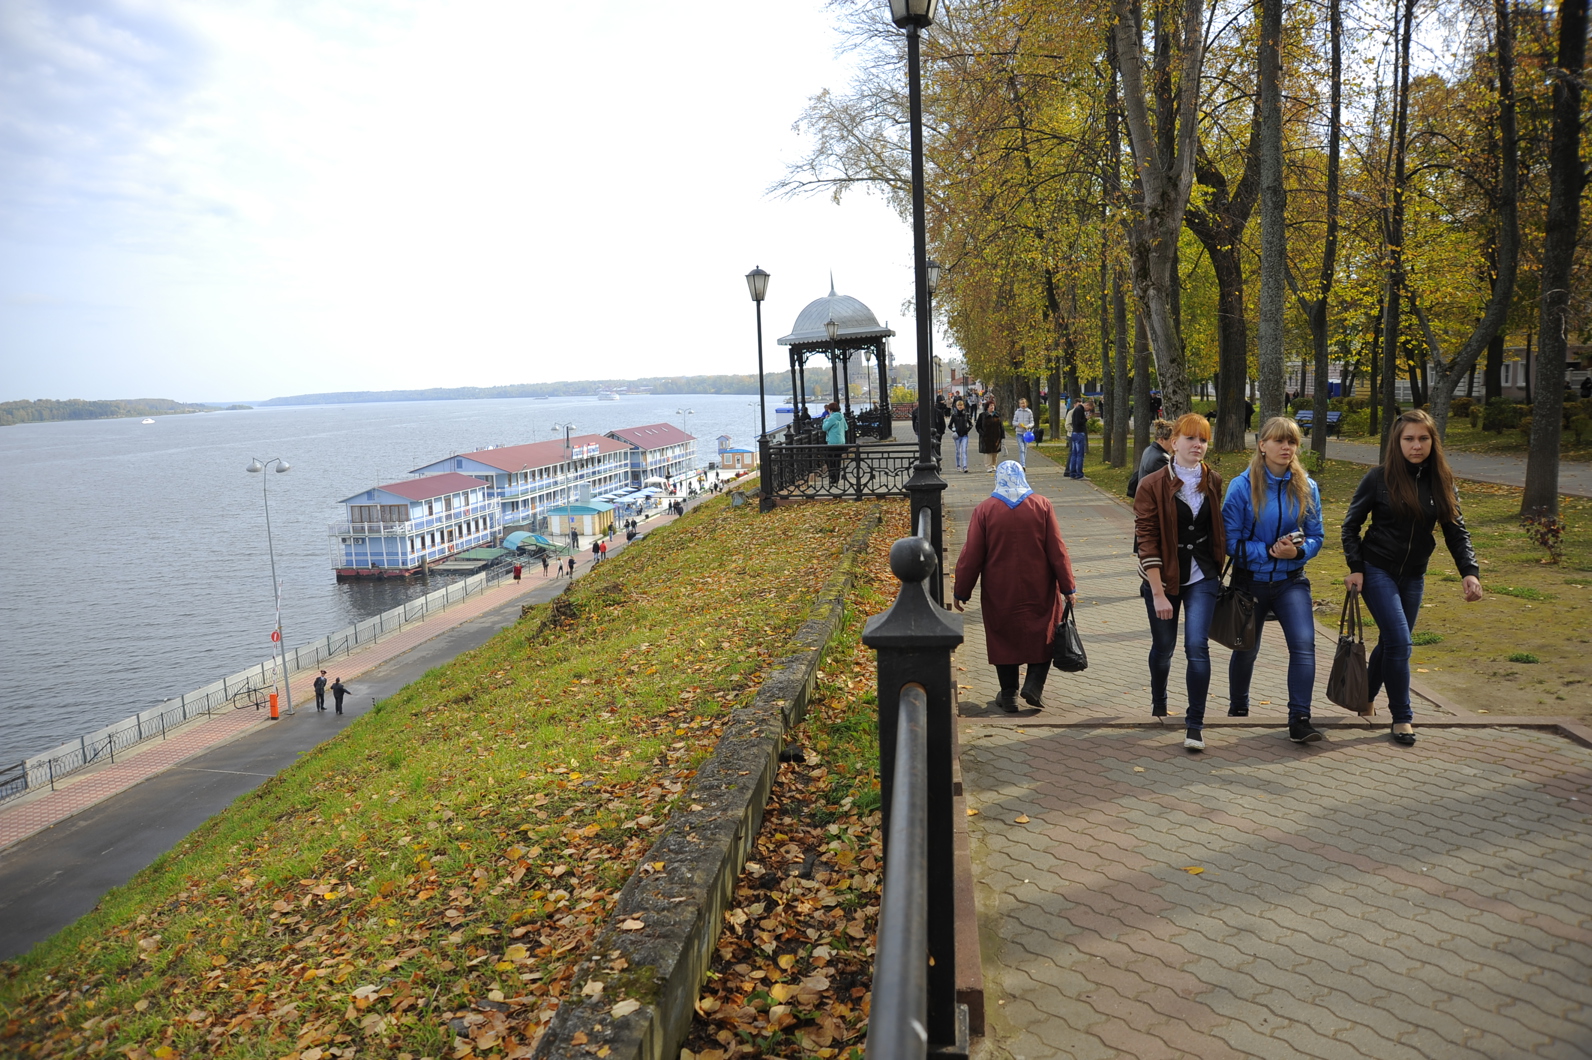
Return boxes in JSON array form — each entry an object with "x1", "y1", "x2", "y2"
[
  {"x1": 0, "y1": 496, "x2": 888, "y2": 1060},
  {"x1": 680, "y1": 500, "x2": 909, "y2": 1060}
]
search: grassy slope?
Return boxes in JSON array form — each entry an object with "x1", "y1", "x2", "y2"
[
  {"x1": 0, "y1": 496, "x2": 878, "y2": 1060},
  {"x1": 1038, "y1": 441, "x2": 1592, "y2": 721}
]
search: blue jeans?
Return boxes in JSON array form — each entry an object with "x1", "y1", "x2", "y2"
[
  {"x1": 1016, "y1": 434, "x2": 1029, "y2": 466},
  {"x1": 1141, "y1": 576, "x2": 1220, "y2": 730},
  {"x1": 955, "y1": 434, "x2": 970, "y2": 468},
  {"x1": 1228, "y1": 574, "x2": 1317, "y2": 719},
  {"x1": 1360, "y1": 565, "x2": 1424, "y2": 724},
  {"x1": 1067, "y1": 431, "x2": 1087, "y2": 476}
]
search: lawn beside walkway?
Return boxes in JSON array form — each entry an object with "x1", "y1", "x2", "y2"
[
  {"x1": 0, "y1": 495, "x2": 888, "y2": 1060},
  {"x1": 1043, "y1": 441, "x2": 1592, "y2": 721}
]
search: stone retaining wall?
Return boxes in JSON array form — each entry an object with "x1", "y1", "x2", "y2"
[{"x1": 531, "y1": 506, "x2": 883, "y2": 1060}]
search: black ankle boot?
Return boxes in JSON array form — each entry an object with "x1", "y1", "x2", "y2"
[
  {"x1": 1019, "y1": 676, "x2": 1046, "y2": 710},
  {"x1": 997, "y1": 690, "x2": 1020, "y2": 713}
]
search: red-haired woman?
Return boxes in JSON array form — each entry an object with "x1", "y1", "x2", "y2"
[
  {"x1": 1342, "y1": 409, "x2": 1483, "y2": 746},
  {"x1": 1133, "y1": 413, "x2": 1226, "y2": 750}
]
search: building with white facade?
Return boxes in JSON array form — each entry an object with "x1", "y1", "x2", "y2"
[
  {"x1": 332, "y1": 473, "x2": 499, "y2": 577},
  {"x1": 605, "y1": 423, "x2": 698, "y2": 488},
  {"x1": 411, "y1": 435, "x2": 633, "y2": 529}
]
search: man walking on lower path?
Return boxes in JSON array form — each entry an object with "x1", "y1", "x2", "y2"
[
  {"x1": 313, "y1": 671, "x2": 328, "y2": 711},
  {"x1": 330, "y1": 678, "x2": 347, "y2": 715},
  {"x1": 541, "y1": 554, "x2": 550, "y2": 577},
  {"x1": 1066, "y1": 400, "x2": 1091, "y2": 478}
]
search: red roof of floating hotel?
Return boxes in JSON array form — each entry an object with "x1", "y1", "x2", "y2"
[
  {"x1": 417, "y1": 435, "x2": 630, "y2": 474},
  {"x1": 606, "y1": 423, "x2": 696, "y2": 448},
  {"x1": 374, "y1": 473, "x2": 487, "y2": 501}
]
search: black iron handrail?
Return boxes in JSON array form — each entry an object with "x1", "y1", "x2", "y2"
[
  {"x1": 862, "y1": 508, "x2": 966, "y2": 1059},
  {"x1": 867, "y1": 684, "x2": 928, "y2": 1060}
]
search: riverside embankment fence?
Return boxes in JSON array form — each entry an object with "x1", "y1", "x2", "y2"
[{"x1": 0, "y1": 565, "x2": 517, "y2": 805}]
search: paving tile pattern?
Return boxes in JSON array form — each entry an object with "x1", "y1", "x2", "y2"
[{"x1": 962, "y1": 723, "x2": 1592, "y2": 1059}]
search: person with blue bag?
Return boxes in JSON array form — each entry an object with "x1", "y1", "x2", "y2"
[
  {"x1": 1012, "y1": 397, "x2": 1036, "y2": 467},
  {"x1": 1222, "y1": 416, "x2": 1326, "y2": 743}
]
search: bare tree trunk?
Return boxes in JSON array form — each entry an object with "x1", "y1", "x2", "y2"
[
  {"x1": 1413, "y1": 0, "x2": 1517, "y2": 438},
  {"x1": 1380, "y1": 0, "x2": 1417, "y2": 455},
  {"x1": 1523, "y1": 0, "x2": 1587, "y2": 517},
  {"x1": 1049, "y1": 358, "x2": 1063, "y2": 446},
  {"x1": 1114, "y1": 269, "x2": 1131, "y2": 464},
  {"x1": 1099, "y1": 229, "x2": 1117, "y2": 464},
  {"x1": 1257, "y1": 0, "x2": 1287, "y2": 422},
  {"x1": 1134, "y1": 311, "x2": 1153, "y2": 459},
  {"x1": 1310, "y1": 0, "x2": 1343, "y2": 460},
  {"x1": 1111, "y1": 0, "x2": 1206, "y2": 419}
]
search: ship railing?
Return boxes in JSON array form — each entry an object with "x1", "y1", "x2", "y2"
[{"x1": 0, "y1": 563, "x2": 519, "y2": 807}]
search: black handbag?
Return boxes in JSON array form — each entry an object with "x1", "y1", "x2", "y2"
[
  {"x1": 1327, "y1": 589, "x2": 1373, "y2": 715},
  {"x1": 1051, "y1": 600, "x2": 1088, "y2": 672},
  {"x1": 1210, "y1": 556, "x2": 1259, "y2": 652}
]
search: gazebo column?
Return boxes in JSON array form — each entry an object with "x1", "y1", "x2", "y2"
[
  {"x1": 796, "y1": 352, "x2": 809, "y2": 422},
  {"x1": 787, "y1": 347, "x2": 800, "y2": 425},
  {"x1": 878, "y1": 341, "x2": 893, "y2": 439},
  {"x1": 840, "y1": 346, "x2": 853, "y2": 418}
]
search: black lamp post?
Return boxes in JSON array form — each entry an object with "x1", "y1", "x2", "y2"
[
  {"x1": 926, "y1": 258, "x2": 942, "y2": 401},
  {"x1": 825, "y1": 317, "x2": 842, "y2": 415},
  {"x1": 746, "y1": 266, "x2": 770, "y2": 438},
  {"x1": 892, "y1": 0, "x2": 947, "y2": 603}
]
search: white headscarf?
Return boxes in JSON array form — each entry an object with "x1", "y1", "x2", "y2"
[{"x1": 992, "y1": 460, "x2": 1034, "y2": 508}]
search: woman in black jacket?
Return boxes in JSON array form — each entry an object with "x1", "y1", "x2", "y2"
[
  {"x1": 1342, "y1": 410, "x2": 1483, "y2": 746},
  {"x1": 976, "y1": 401, "x2": 1006, "y2": 472}
]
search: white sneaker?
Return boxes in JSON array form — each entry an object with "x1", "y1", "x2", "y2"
[{"x1": 1184, "y1": 731, "x2": 1205, "y2": 751}]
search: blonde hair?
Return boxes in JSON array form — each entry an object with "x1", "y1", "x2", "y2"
[
  {"x1": 1248, "y1": 417, "x2": 1316, "y2": 524},
  {"x1": 1152, "y1": 418, "x2": 1176, "y2": 441}
]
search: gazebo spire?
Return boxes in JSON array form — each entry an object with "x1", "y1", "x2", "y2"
[{"x1": 829, "y1": 272, "x2": 836, "y2": 297}]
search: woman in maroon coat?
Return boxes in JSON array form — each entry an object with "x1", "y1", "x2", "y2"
[{"x1": 953, "y1": 461, "x2": 1079, "y2": 712}]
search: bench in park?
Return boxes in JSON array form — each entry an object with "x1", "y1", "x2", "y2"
[{"x1": 1294, "y1": 409, "x2": 1343, "y2": 435}]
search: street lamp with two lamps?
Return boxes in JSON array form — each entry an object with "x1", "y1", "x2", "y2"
[
  {"x1": 245, "y1": 456, "x2": 293, "y2": 716},
  {"x1": 746, "y1": 266, "x2": 771, "y2": 438}
]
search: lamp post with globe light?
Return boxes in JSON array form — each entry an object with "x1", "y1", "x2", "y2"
[
  {"x1": 926, "y1": 258, "x2": 942, "y2": 401},
  {"x1": 246, "y1": 457, "x2": 294, "y2": 716}
]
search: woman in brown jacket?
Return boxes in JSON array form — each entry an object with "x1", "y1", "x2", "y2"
[
  {"x1": 1132, "y1": 413, "x2": 1227, "y2": 750},
  {"x1": 953, "y1": 461, "x2": 1078, "y2": 712}
]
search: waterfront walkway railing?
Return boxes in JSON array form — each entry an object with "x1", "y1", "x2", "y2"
[
  {"x1": 861, "y1": 509, "x2": 968, "y2": 1059},
  {"x1": 0, "y1": 563, "x2": 518, "y2": 807},
  {"x1": 757, "y1": 426, "x2": 920, "y2": 508}
]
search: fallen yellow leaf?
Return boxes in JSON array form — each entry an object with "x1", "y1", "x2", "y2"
[
  {"x1": 966, "y1": 808, "x2": 979, "y2": 816},
  {"x1": 1014, "y1": 815, "x2": 1031, "y2": 824},
  {"x1": 777, "y1": 954, "x2": 797, "y2": 970},
  {"x1": 1416, "y1": 668, "x2": 1429, "y2": 673},
  {"x1": 1133, "y1": 766, "x2": 1145, "y2": 773},
  {"x1": 619, "y1": 919, "x2": 645, "y2": 931},
  {"x1": 1183, "y1": 866, "x2": 1204, "y2": 874},
  {"x1": 770, "y1": 982, "x2": 797, "y2": 1003}
]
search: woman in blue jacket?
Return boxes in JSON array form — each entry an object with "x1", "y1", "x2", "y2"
[{"x1": 1222, "y1": 417, "x2": 1326, "y2": 743}]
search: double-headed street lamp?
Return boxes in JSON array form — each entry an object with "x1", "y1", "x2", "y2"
[
  {"x1": 926, "y1": 258, "x2": 942, "y2": 399},
  {"x1": 246, "y1": 456, "x2": 293, "y2": 716},
  {"x1": 746, "y1": 266, "x2": 771, "y2": 438},
  {"x1": 676, "y1": 407, "x2": 694, "y2": 434}
]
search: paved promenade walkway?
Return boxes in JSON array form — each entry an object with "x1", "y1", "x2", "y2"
[
  {"x1": 939, "y1": 445, "x2": 1592, "y2": 1058},
  {"x1": 0, "y1": 478, "x2": 740, "y2": 855}
]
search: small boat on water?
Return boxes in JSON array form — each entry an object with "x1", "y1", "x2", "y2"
[
  {"x1": 141, "y1": 418, "x2": 156, "y2": 424},
  {"x1": 597, "y1": 389, "x2": 619, "y2": 401}
]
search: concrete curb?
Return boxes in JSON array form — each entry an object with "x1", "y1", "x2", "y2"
[{"x1": 531, "y1": 506, "x2": 883, "y2": 1060}]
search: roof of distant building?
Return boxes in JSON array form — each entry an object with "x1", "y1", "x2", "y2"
[
  {"x1": 606, "y1": 423, "x2": 696, "y2": 448},
  {"x1": 342, "y1": 472, "x2": 485, "y2": 505},
  {"x1": 412, "y1": 434, "x2": 629, "y2": 475}
]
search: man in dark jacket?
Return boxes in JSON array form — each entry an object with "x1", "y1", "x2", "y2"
[
  {"x1": 1066, "y1": 401, "x2": 1092, "y2": 478},
  {"x1": 1127, "y1": 420, "x2": 1174, "y2": 497},
  {"x1": 313, "y1": 670, "x2": 328, "y2": 711},
  {"x1": 330, "y1": 678, "x2": 348, "y2": 715}
]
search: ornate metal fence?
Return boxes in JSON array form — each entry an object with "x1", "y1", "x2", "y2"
[{"x1": 758, "y1": 430, "x2": 920, "y2": 505}]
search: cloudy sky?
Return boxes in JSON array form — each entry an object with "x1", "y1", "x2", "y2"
[{"x1": 0, "y1": 0, "x2": 925, "y2": 403}]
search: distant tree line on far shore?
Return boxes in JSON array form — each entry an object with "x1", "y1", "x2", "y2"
[
  {"x1": 262, "y1": 374, "x2": 790, "y2": 406},
  {"x1": 0, "y1": 398, "x2": 211, "y2": 427}
]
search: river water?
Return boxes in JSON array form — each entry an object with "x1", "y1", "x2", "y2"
[{"x1": 0, "y1": 393, "x2": 783, "y2": 766}]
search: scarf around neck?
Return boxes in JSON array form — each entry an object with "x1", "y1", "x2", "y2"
[{"x1": 992, "y1": 460, "x2": 1034, "y2": 508}]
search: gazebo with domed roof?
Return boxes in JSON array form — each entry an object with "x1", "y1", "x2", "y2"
[{"x1": 777, "y1": 280, "x2": 896, "y2": 440}]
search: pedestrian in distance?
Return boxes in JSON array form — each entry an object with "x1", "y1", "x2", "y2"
[
  {"x1": 1133, "y1": 414, "x2": 1227, "y2": 751},
  {"x1": 591, "y1": 540, "x2": 600, "y2": 562},
  {"x1": 949, "y1": 398, "x2": 973, "y2": 473},
  {"x1": 1582, "y1": 375, "x2": 1592, "y2": 400},
  {"x1": 953, "y1": 461, "x2": 1079, "y2": 712},
  {"x1": 1223, "y1": 417, "x2": 1326, "y2": 743},
  {"x1": 1066, "y1": 401, "x2": 1091, "y2": 478},
  {"x1": 330, "y1": 678, "x2": 347, "y2": 715},
  {"x1": 1342, "y1": 409, "x2": 1483, "y2": 746},
  {"x1": 513, "y1": 562, "x2": 522, "y2": 582},
  {"x1": 1012, "y1": 397, "x2": 1036, "y2": 468},
  {"x1": 976, "y1": 400, "x2": 1006, "y2": 472},
  {"x1": 568, "y1": 556, "x2": 577, "y2": 577},
  {"x1": 541, "y1": 554, "x2": 550, "y2": 578},
  {"x1": 1127, "y1": 419, "x2": 1175, "y2": 498},
  {"x1": 821, "y1": 400, "x2": 847, "y2": 485},
  {"x1": 313, "y1": 670, "x2": 328, "y2": 711},
  {"x1": 599, "y1": 540, "x2": 608, "y2": 562}
]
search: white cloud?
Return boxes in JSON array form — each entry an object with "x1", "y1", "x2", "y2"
[{"x1": 0, "y1": 0, "x2": 943, "y2": 401}]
